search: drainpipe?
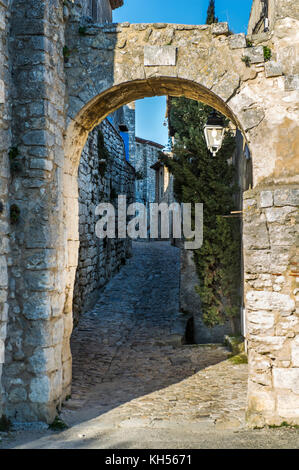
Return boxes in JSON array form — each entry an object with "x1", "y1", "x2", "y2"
[{"x1": 263, "y1": 0, "x2": 269, "y2": 32}]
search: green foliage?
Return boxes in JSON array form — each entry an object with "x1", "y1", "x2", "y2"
[
  {"x1": 263, "y1": 46, "x2": 272, "y2": 62},
  {"x1": 269, "y1": 421, "x2": 299, "y2": 429},
  {"x1": 228, "y1": 353, "x2": 248, "y2": 364},
  {"x1": 206, "y1": 0, "x2": 218, "y2": 25},
  {"x1": 224, "y1": 335, "x2": 245, "y2": 355},
  {"x1": 159, "y1": 97, "x2": 241, "y2": 328},
  {"x1": 10, "y1": 204, "x2": 21, "y2": 224},
  {"x1": 0, "y1": 415, "x2": 11, "y2": 432},
  {"x1": 242, "y1": 56, "x2": 251, "y2": 67},
  {"x1": 246, "y1": 38, "x2": 253, "y2": 47},
  {"x1": 49, "y1": 416, "x2": 68, "y2": 431}
]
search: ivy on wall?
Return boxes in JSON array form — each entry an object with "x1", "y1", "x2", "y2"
[{"x1": 159, "y1": 97, "x2": 241, "y2": 328}]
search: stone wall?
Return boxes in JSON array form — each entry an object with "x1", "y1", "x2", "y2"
[
  {"x1": 0, "y1": 0, "x2": 11, "y2": 416},
  {"x1": 2, "y1": 0, "x2": 67, "y2": 424},
  {"x1": 244, "y1": 185, "x2": 299, "y2": 426},
  {"x1": 73, "y1": 118, "x2": 135, "y2": 325},
  {"x1": 248, "y1": 0, "x2": 299, "y2": 81}
]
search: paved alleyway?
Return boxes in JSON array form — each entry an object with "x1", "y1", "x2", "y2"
[
  {"x1": 64, "y1": 241, "x2": 246, "y2": 429},
  {"x1": 1, "y1": 242, "x2": 299, "y2": 448}
]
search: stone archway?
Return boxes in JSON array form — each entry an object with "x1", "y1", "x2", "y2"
[
  {"x1": 2, "y1": 2, "x2": 298, "y2": 428},
  {"x1": 62, "y1": 69, "x2": 298, "y2": 430},
  {"x1": 63, "y1": 14, "x2": 299, "y2": 428}
]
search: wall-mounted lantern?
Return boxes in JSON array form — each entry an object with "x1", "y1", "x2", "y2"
[{"x1": 204, "y1": 110, "x2": 226, "y2": 157}]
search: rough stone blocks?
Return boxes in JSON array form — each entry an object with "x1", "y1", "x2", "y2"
[{"x1": 229, "y1": 33, "x2": 247, "y2": 49}]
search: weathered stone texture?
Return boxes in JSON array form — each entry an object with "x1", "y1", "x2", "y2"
[
  {"x1": 229, "y1": 33, "x2": 247, "y2": 49},
  {"x1": 244, "y1": 186, "x2": 299, "y2": 427},
  {"x1": 73, "y1": 118, "x2": 135, "y2": 324},
  {"x1": 244, "y1": 45, "x2": 265, "y2": 64},
  {"x1": 265, "y1": 61, "x2": 283, "y2": 78},
  {"x1": 144, "y1": 45, "x2": 177, "y2": 66},
  {"x1": 0, "y1": 0, "x2": 11, "y2": 418},
  {"x1": 2, "y1": 0, "x2": 66, "y2": 424}
]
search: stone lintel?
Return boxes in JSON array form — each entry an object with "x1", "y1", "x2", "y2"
[{"x1": 144, "y1": 45, "x2": 177, "y2": 67}]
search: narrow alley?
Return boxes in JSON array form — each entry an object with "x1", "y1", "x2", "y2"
[{"x1": 64, "y1": 241, "x2": 247, "y2": 430}]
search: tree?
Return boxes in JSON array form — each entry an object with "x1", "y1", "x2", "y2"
[
  {"x1": 206, "y1": 0, "x2": 218, "y2": 25},
  {"x1": 159, "y1": 97, "x2": 241, "y2": 328}
]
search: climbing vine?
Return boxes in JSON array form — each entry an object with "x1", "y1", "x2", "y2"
[
  {"x1": 263, "y1": 45, "x2": 272, "y2": 61},
  {"x1": 159, "y1": 97, "x2": 241, "y2": 328}
]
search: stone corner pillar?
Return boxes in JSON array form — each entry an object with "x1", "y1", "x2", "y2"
[{"x1": 243, "y1": 185, "x2": 299, "y2": 427}]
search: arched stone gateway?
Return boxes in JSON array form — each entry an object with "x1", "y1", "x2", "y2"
[{"x1": 0, "y1": 0, "x2": 298, "y2": 427}]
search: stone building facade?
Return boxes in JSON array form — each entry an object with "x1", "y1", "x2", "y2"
[
  {"x1": 151, "y1": 156, "x2": 175, "y2": 207},
  {"x1": 0, "y1": 0, "x2": 11, "y2": 413},
  {"x1": 0, "y1": 0, "x2": 298, "y2": 427},
  {"x1": 73, "y1": 118, "x2": 135, "y2": 326},
  {"x1": 151, "y1": 156, "x2": 176, "y2": 241},
  {"x1": 133, "y1": 137, "x2": 165, "y2": 206},
  {"x1": 131, "y1": 137, "x2": 169, "y2": 240}
]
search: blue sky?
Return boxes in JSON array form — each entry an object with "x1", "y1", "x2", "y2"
[{"x1": 114, "y1": 0, "x2": 253, "y2": 146}]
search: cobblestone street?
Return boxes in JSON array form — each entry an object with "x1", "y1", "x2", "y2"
[
  {"x1": 1, "y1": 242, "x2": 299, "y2": 448},
  {"x1": 63, "y1": 241, "x2": 247, "y2": 430}
]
